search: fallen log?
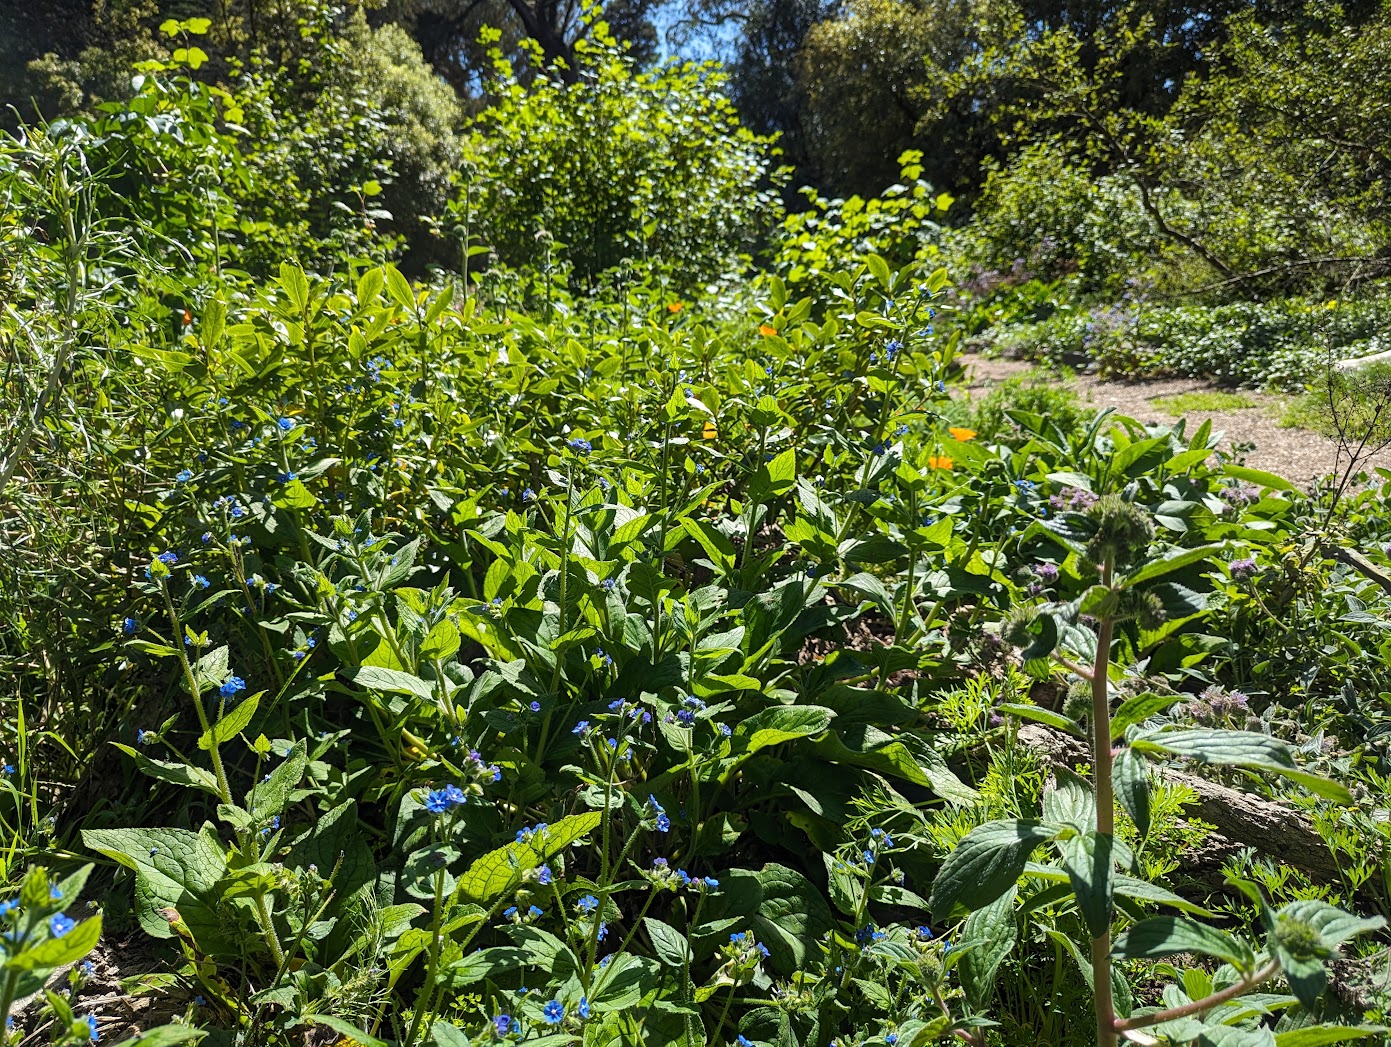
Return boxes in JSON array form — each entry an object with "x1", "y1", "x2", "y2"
[{"x1": 1016, "y1": 724, "x2": 1365, "y2": 893}]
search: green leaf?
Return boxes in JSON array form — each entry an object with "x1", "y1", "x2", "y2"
[
  {"x1": 1223, "y1": 465, "x2": 1297, "y2": 493},
  {"x1": 8, "y1": 915, "x2": 101, "y2": 970},
  {"x1": 1111, "y1": 691, "x2": 1183, "y2": 740},
  {"x1": 115, "y1": 1027, "x2": 209, "y2": 1047},
  {"x1": 1113, "y1": 875, "x2": 1212, "y2": 916},
  {"x1": 345, "y1": 665, "x2": 436, "y2": 702},
  {"x1": 384, "y1": 265, "x2": 416, "y2": 311},
  {"x1": 731, "y1": 705, "x2": 833, "y2": 757},
  {"x1": 250, "y1": 739, "x2": 308, "y2": 821},
  {"x1": 275, "y1": 478, "x2": 318, "y2": 510},
  {"x1": 996, "y1": 702, "x2": 1085, "y2": 737},
  {"x1": 1113, "y1": 749, "x2": 1151, "y2": 837},
  {"x1": 1061, "y1": 832, "x2": 1114, "y2": 938},
  {"x1": 1113, "y1": 916, "x2": 1256, "y2": 971},
  {"x1": 199, "y1": 693, "x2": 259, "y2": 749},
  {"x1": 1042, "y1": 767, "x2": 1095, "y2": 834},
  {"x1": 439, "y1": 946, "x2": 528, "y2": 987},
  {"x1": 1130, "y1": 729, "x2": 1353, "y2": 803},
  {"x1": 644, "y1": 917, "x2": 692, "y2": 967},
  {"x1": 929, "y1": 820, "x2": 1057, "y2": 919},
  {"x1": 307, "y1": 1016, "x2": 388, "y2": 1047},
  {"x1": 278, "y1": 262, "x2": 309, "y2": 314},
  {"x1": 958, "y1": 886, "x2": 1016, "y2": 1010},
  {"x1": 1276, "y1": 899, "x2": 1386, "y2": 945},
  {"x1": 456, "y1": 813, "x2": 602, "y2": 902},
  {"x1": 750, "y1": 448, "x2": 797, "y2": 503},
  {"x1": 1273, "y1": 1028, "x2": 1387, "y2": 1046},
  {"x1": 1118, "y1": 543, "x2": 1231, "y2": 589},
  {"x1": 111, "y1": 744, "x2": 220, "y2": 796},
  {"x1": 82, "y1": 828, "x2": 228, "y2": 952},
  {"x1": 429, "y1": 1021, "x2": 473, "y2": 1047}
]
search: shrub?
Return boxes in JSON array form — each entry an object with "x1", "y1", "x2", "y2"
[{"x1": 455, "y1": 22, "x2": 786, "y2": 292}]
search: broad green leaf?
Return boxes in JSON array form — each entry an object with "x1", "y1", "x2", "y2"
[
  {"x1": 1111, "y1": 691, "x2": 1183, "y2": 739},
  {"x1": 250, "y1": 739, "x2": 308, "y2": 821},
  {"x1": 1042, "y1": 767, "x2": 1095, "y2": 834},
  {"x1": 1119, "y1": 543, "x2": 1231, "y2": 589},
  {"x1": 307, "y1": 1016, "x2": 388, "y2": 1047},
  {"x1": 82, "y1": 828, "x2": 228, "y2": 951},
  {"x1": 645, "y1": 917, "x2": 692, "y2": 967},
  {"x1": 200, "y1": 692, "x2": 259, "y2": 749},
  {"x1": 1114, "y1": 875, "x2": 1212, "y2": 916},
  {"x1": 113, "y1": 1027, "x2": 209, "y2": 1047},
  {"x1": 1276, "y1": 899, "x2": 1386, "y2": 945},
  {"x1": 929, "y1": 820, "x2": 1057, "y2": 919},
  {"x1": 1113, "y1": 748, "x2": 1151, "y2": 837},
  {"x1": 750, "y1": 448, "x2": 797, "y2": 502},
  {"x1": 1273, "y1": 1028, "x2": 1387, "y2": 1046},
  {"x1": 278, "y1": 262, "x2": 309, "y2": 314},
  {"x1": 439, "y1": 946, "x2": 528, "y2": 987},
  {"x1": 958, "y1": 886, "x2": 1016, "y2": 1009},
  {"x1": 111, "y1": 744, "x2": 220, "y2": 796},
  {"x1": 1113, "y1": 916, "x2": 1256, "y2": 971},
  {"x1": 731, "y1": 705, "x2": 833, "y2": 756},
  {"x1": 1130, "y1": 729, "x2": 1353, "y2": 803},
  {"x1": 1223, "y1": 465, "x2": 1297, "y2": 492},
  {"x1": 1061, "y1": 832, "x2": 1114, "y2": 938},
  {"x1": 8, "y1": 914, "x2": 101, "y2": 970},
  {"x1": 345, "y1": 665, "x2": 436, "y2": 702},
  {"x1": 457, "y1": 813, "x2": 602, "y2": 902}
]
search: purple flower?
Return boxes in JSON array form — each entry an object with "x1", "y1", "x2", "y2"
[{"x1": 1229, "y1": 557, "x2": 1258, "y2": 579}]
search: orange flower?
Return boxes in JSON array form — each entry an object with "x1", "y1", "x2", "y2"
[
  {"x1": 667, "y1": 302, "x2": 684, "y2": 313},
  {"x1": 948, "y1": 427, "x2": 977, "y2": 442},
  {"x1": 702, "y1": 420, "x2": 718, "y2": 440},
  {"x1": 759, "y1": 324, "x2": 778, "y2": 337},
  {"x1": 181, "y1": 309, "x2": 193, "y2": 325},
  {"x1": 928, "y1": 455, "x2": 955, "y2": 471}
]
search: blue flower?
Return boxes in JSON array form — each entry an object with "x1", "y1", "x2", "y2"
[
  {"x1": 49, "y1": 913, "x2": 75, "y2": 937},
  {"x1": 157, "y1": 551, "x2": 179, "y2": 566},
  {"x1": 0, "y1": 899, "x2": 15, "y2": 917},
  {"x1": 738, "y1": 1038, "x2": 753, "y2": 1047},
  {"x1": 277, "y1": 417, "x2": 295, "y2": 432},
  {"x1": 175, "y1": 469, "x2": 193, "y2": 483},
  {"x1": 122, "y1": 617, "x2": 138, "y2": 635},
  {"x1": 49, "y1": 886, "x2": 62, "y2": 900},
  {"x1": 656, "y1": 813, "x2": 670, "y2": 832},
  {"x1": 572, "y1": 720, "x2": 589, "y2": 736},
  {"x1": 192, "y1": 575, "x2": 210, "y2": 589},
  {"x1": 529, "y1": 701, "x2": 541, "y2": 713},
  {"x1": 576, "y1": 894, "x2": 599, "y2": 913},
  {"x1": 0, "y1": 764, "x2": 12, "y2": 777},
  {"x1": 567, "y1": 437, "x2": 592, "y2": 455},
  {"x1": 522, "y1": 487, "x2": 536, "y2": 503},
  {"x1": 577, "y1": 998, "x2": 590, "y2": 1020},
  {"x1": 219, "y1": 676, "x2": 246, "y2": 699},
  {"x1": 83, "y1": 1015, "x2": 99, "y2": 1041},
  {"x1": 425, "y1": 789, "x2": 451, "y2": 814},
  {"x1": 542, "y1": 1000, "x2": 564, "y2": 1025},
  {"x1": 493, "y1": 1015, "x2": 514, "y2": 1037},
  {"x1": 536, "y1": 865, "x2": 553, "y2": 885}
]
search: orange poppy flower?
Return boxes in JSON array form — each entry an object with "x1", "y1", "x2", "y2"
[
  {"x1": 928, "y1": 455, "x2": 955, "y2": 471},
  {"x1": 948, "y1": 427, "x2": 977, "y2": 442},
  {"x1": 759, "y1": 324, "x2": 778, "y2": 337},
  {"x1": 667, "y1": 302, "x2": 684, "y2": 313},
  {"x1": 181, "y1": 309, "x2": 193, "y2": 325}
]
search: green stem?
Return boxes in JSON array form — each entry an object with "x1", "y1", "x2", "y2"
[{"x1": 1091, "y1": 558, "x2": 1117, "y2": 1047}]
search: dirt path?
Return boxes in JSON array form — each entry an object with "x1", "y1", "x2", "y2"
[{"x1": 964, "y1": 354, "x2": 1391, "y2": 486}]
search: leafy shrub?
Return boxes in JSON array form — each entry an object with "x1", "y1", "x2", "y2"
[{"x1": 455, "y1": 22, "x2": 786, "y2": 291}]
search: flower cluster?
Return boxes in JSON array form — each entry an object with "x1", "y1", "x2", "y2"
[{"x1": 424, "y1": 784, "x2": 468, "y2": 814}]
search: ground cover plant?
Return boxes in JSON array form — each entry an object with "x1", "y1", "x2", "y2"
[{"x1": 4, "y1": 8, "x2": 1391, "y2": 1047}]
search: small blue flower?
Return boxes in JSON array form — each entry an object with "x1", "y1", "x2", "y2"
[
  {"x1": 529, "y1": 701, "x2": 541, "y2": 713},
  {"x1": 577, "y1": 997, "x2": 590, "y2": 1020},
  {"x1": 576, "y1": 894, "x2": 599, "y2": 913},
  {"x1": 49, "y1": 913, "x2": 75, "y2": 937},
  {"x1": 277, "y1": 417, "x2": 295, "y2": 432},
  {"x1": 0, "y1": 899, "x2": 15, "y2": 917},
  {"x1": 122, "y1": 617, "x2": 138, "y2": 636},
  {"x1": 542, "y1": 1000, "x2": 564, "y2": 1025},
  {"x1": 656, "y1": 813, "x2": 670, "y2": 832},
  {"x1": 0, "y1": 764, "x2": 12, "y2": 777},
  {"x1": 536, "y1": 865, "x2": 553, "y2": 885},
  {"x1": 175, "y1": 469, "x2": 193, "y2": 483},
  {"x1": 567, "y1": 437, "x2": 592, "y2": 455},
  {"x1": 425, "y1": 789, "x2": 451, "y2": 814},
  {"x1": 572, "y1": 720, "x2": 589, "y2": 736},
  {"x1": 192, "y1": 575, "x2": 210, "y2": 589},
  {"x1": 493, "y1": 1015, "x2": 513, "y2": 1037},
  {"x1": 83, "y1": 1015, "x2": 99, "y2": 1042},
  {"x1": 219, "y1": 676, "x2": 246, "y2": 699},
  {"x1": 522, "y1": 487, "x2": 536, "y2": 503}
]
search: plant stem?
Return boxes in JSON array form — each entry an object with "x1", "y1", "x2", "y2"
[
  {"x1": 1113, "y1": 959, "x2": 1280, "y2": 1032},
  {"x1": 1091, "y1": 557, "x2": 1117, "y2": 1047}
]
